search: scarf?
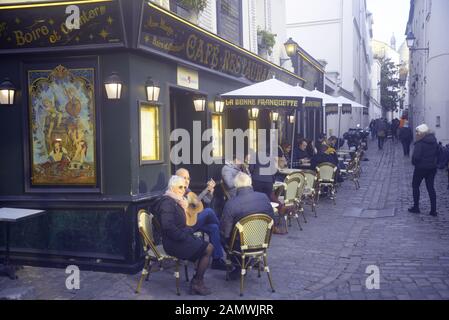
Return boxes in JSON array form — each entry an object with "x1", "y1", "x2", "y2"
[{"x1": 165, "y1": 189, "x2": 188, "y2": 211}]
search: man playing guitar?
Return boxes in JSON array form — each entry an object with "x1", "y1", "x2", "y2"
[{"x1": 176, "y1": 168, "x2": 227, "y2": 271}]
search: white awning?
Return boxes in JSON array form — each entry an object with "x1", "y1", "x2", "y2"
[{"x1": 221, "y1": 78, "x2": 304, "y2": 98}]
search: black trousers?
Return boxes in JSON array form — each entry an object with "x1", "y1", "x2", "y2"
[
  {"x1": 378, "y1": 137, "x2": 385, "y2": 150},
  {"x1": 412, "y1": 168, "x2": 437, "y2": 212},
  {"x1": 401, "y1": 140, "x2": 411, "y2": 156}
]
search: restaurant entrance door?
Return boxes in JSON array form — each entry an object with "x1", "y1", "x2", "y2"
[{"x1": 169, "y1": 87, "x2": 207, "y2": 191}]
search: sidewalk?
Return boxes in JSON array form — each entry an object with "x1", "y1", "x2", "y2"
[{"x1": 1, "y1": 140, "x2": 448, "y2": 300}]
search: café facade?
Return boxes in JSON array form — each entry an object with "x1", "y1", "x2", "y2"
[{"x1": 0, "y1": 0, "x2": 324, "y2": 272}]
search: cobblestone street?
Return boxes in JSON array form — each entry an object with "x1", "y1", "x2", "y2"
[{"x1": 1, "y1": 140, "x2": 448, "y2": 300}]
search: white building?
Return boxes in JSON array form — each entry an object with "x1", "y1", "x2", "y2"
[
  {"x1": 285, "y1": 0, "x2": 373, "y2": 107},
  {"x1": 406, "y1": 0, "x2": 449, "y2": 144}
]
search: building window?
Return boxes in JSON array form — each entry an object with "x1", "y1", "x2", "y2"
[
  {"x1": 216, "y1": 0, "x2": 243, "y2": 45},
  {"x1": 211, "y1": 114, "x2": 223, "y2": 158},
  {"x1": 249, "y1": 119, "x2": 257, "y2": 152},
  {"x1": 436, "y1": 116, "x2": 441, "y2": 128},
  {"x1": 140, "y1": 102, "x2": 161, "y2": 163}
]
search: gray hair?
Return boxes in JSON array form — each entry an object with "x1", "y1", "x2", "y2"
[
  {"x1": 234, "y1": 172, "x2": 252, "y2": 189},
  {"x1": 167, "y1": 175, "x2": 185, "y2": 190}
]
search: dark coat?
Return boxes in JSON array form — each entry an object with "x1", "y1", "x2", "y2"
[
  {"x1": 220, "y1": 187, "x2": 274, "y2": 241},
  {"x1": 311, "y1": 152, "x2": 338, "y2": 170},
  {"x1": 293, "y1": 148, "x2": 309, "y2": 163},
  {"x1": 249, "y1": 154, "x2": 276, "y2": 184},
  {"x1": 412, "y1": 134, "x2": 439, "y2": 170},
  {"x1": 398, "y1": 127, "x2": 413, "y2": 143},
  {"x1": 158, "y1": 196, "x2": 208, "y2": 262}
]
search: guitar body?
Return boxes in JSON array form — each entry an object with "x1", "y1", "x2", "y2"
[{"x1": 185, "y1": 192, "x2": 204, "y2": 227}]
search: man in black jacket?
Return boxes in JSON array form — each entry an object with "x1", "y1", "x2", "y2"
[
  {"x1": 409, "y1": 124, "x2": 439, "y2": 216},
  {"x1": 220, "y1": 172, "x2": 274, "y2": 279}
]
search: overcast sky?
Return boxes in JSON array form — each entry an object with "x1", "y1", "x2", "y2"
[{"x1": 367, "y1": 0, "x2": 410, "y2": 47}]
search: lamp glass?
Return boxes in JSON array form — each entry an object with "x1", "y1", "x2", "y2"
[
  {"x1": 288, "y1": 115, "x2": 295, "y2": 124},
  {"x1": 146, "y1": 86, "x2": 160, "y2": 102},
  {"x1": 271, "y1": 111, "x2": 279, "y2": 122},
  {"x1": 248, "y1": 107, "x2": 259, "y2": 119},
  {"x1": 284, "y1": 38, "x2": 298, "y2": 57},
  {"x1": 406, "y1": 32, "x2": 415, "y2": 49},
  {"x1": 0, "y1": 89, "x2": 14, "y2": 105},
  {"x1": 214, "y1": 99, "x2": 224, "y2": 113},
  {"x1": 105, "y1": 83, "x2": 122, "y2": 99},
  {"x1": 193, "y1": 97, "x2": 206, "y2": 112}
]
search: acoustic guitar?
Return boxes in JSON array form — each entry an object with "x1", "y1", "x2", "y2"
[{"x1": 185, "y1": 179, "x2": 216, "y2": 227}]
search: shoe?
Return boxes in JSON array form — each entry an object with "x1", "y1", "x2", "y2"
[
  {"x1": 430, "y1": 211, "x2": 438, "y2": 217},
  {"x1": 408, "y1": 206, "x2": 420, "y2": 214},
  {"x1": 211, "y1": 258, "x2": 228, "y2": 271},
  {"x1": 228, "y1": 268, "x2": 241, "y2": 281},
  {"x1": 190, "y1": 278, "x2": 212, "y2": 296}
]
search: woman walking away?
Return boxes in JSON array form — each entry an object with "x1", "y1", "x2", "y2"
[
  {"x1": 398, "y1": 121, "x2": 413, "y2": 156},
  {"x1": 408, "y1": 124, "x2": 439, "y2": 217}
]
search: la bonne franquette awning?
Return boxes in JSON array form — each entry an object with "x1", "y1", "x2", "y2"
[{"x1": 221, "y1": 78, "x2": 308, "y2": 110}]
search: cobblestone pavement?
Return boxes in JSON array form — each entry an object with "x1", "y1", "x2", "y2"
[{"x1": 1, "y1": 140, "x2": 448, "y2": 300}]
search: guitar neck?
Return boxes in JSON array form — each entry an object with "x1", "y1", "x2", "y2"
[{"x1": 196, "y1": 188, "x2": 210, "y2": 202}]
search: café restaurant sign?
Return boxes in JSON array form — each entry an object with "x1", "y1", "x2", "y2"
[
  {"x1": 224, "y1": 97, "x2": 300, "y2": 108},
  {"x1": 0, "y1": 0, "x2": 125, "y2": 53},
  {"x1": 139, "y1": 2, "x2": 305, "y2": 86}
]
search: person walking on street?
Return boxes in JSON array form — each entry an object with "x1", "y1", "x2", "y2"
[
  {"x1": 398, "y1": 121, "x2": 413, "y2": 156},
  {"x1": 408, "y1": 124, "x2": 439, "y2": 217},
  {"x1": 376, "y1": 118, "x2": 388, "y2": 150}
]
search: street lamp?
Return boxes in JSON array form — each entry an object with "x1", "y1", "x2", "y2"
[
  {"x1": 406, "y1": 31, "x2": 429, "y2": 52},
  {"x1": 284, "y1": 37, "x2": 298, "y2": 57}
]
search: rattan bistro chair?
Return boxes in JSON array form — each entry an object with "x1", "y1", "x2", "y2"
[
  {"x1": 316, "y1": 163, "x2": 338, "y2": 205},
  {"x1": 340, "y1": 158, "x2": 360, "y2": 190},
  {"x1": 135, "y1": 209, "x2": 189, "y2": 296},
  {"x1": 301, "y1": 170, "x2": 318, "y2": 217},
  {"x1": 281, "y1": 173, "x2": 307, "y2": 231},
  {"x1": 225, "y1": 214, "x2": 275, "y2": 297}
]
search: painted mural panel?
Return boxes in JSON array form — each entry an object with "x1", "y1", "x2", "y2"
[{"x1": 28, "y1": 64, "x2": 97, "y2": 186}]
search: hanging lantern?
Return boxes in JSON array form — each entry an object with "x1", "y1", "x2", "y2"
[
  {"x1": 145, "y1": 77, "x2": 160, "y2": 102},
  {"x1": 193, "y1": 96, "x2": 206, "y2": 112},
  {"x1": 104, "y1": 72, "x2": 122, "y2": 100}
]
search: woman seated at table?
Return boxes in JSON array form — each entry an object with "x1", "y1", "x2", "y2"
[
  {"x1": 311, "y1": 143, "x2": 339, "y2": 170},
  {"x1": 158, "y1": 175, "x2": 214, "y2": 296}
]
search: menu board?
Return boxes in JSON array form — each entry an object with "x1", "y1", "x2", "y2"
[{"x1": 217, "y1": 0, "x2": 242, "y2": 45}]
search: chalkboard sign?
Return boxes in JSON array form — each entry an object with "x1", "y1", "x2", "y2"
[
  {"x1": 217, "y1": 0, "x2": 242, "y2": 45},
  {"x1": 0, "y1": 0, "x2": 125, "y2": 53}
]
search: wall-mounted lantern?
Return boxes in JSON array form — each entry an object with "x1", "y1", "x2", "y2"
[
  {"x1": 145, "y1": 77, "x2": 160, "y2": 102},
  {"x1": 104, "y1": 72, "x2": 122, "y2": 100},
  {"x1": 193, "y1": 95, "x2": 206, "y2": 112},
  {"x1": 214, "y1": 96, "x2": 224, "y2": 113},
  {"x1": 248, "y1": 107, "x2": 259, "y2": 119},
  {"x1": 0, "y1": 78, "x2": 16, "y2": 105}
]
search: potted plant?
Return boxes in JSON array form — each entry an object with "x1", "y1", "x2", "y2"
[
  {"x1": 257, "y1": 28, "x2": 277, "y2": 58},
  {"x1": 178, "y1": 0, "x2": 208, "y2": 23}
]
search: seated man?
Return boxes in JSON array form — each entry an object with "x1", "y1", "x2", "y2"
[
  {"x1": 220, "y1": 172, "x2": 274, "y2": 280},
  {"x1": 311, "y1": 143, "x2": 338, "y2": 170},
  {"x1": 176, "y1": 168, "x2": 227, "y2": 271},
  {"x1": 292, "y1": 139, "x2": 311, "y2": 168}
]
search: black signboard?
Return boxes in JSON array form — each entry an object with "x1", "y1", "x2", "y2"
[
  {"x1": 139, "y1": 2, "x2": 305, "y2": 86},
  {"x1": 0, "y1": 0, "x2": 125, "y2": 53},
  {"x1": 325, "y1": 104, "x2": 338, "y2": 115},
  {"x1": 304, "y1": 97, "x2": 322, "y2": 108},
  {"x1": 217, "y1": 0, "x2": 242, "y2": 45},
  {"x1": 342, "y1": 104, "x2": 352, "y2": 114}
]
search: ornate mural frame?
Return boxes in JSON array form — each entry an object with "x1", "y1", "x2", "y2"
[{"x1": 22, "y1": 56, "x2": 102, "y2": 193}]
